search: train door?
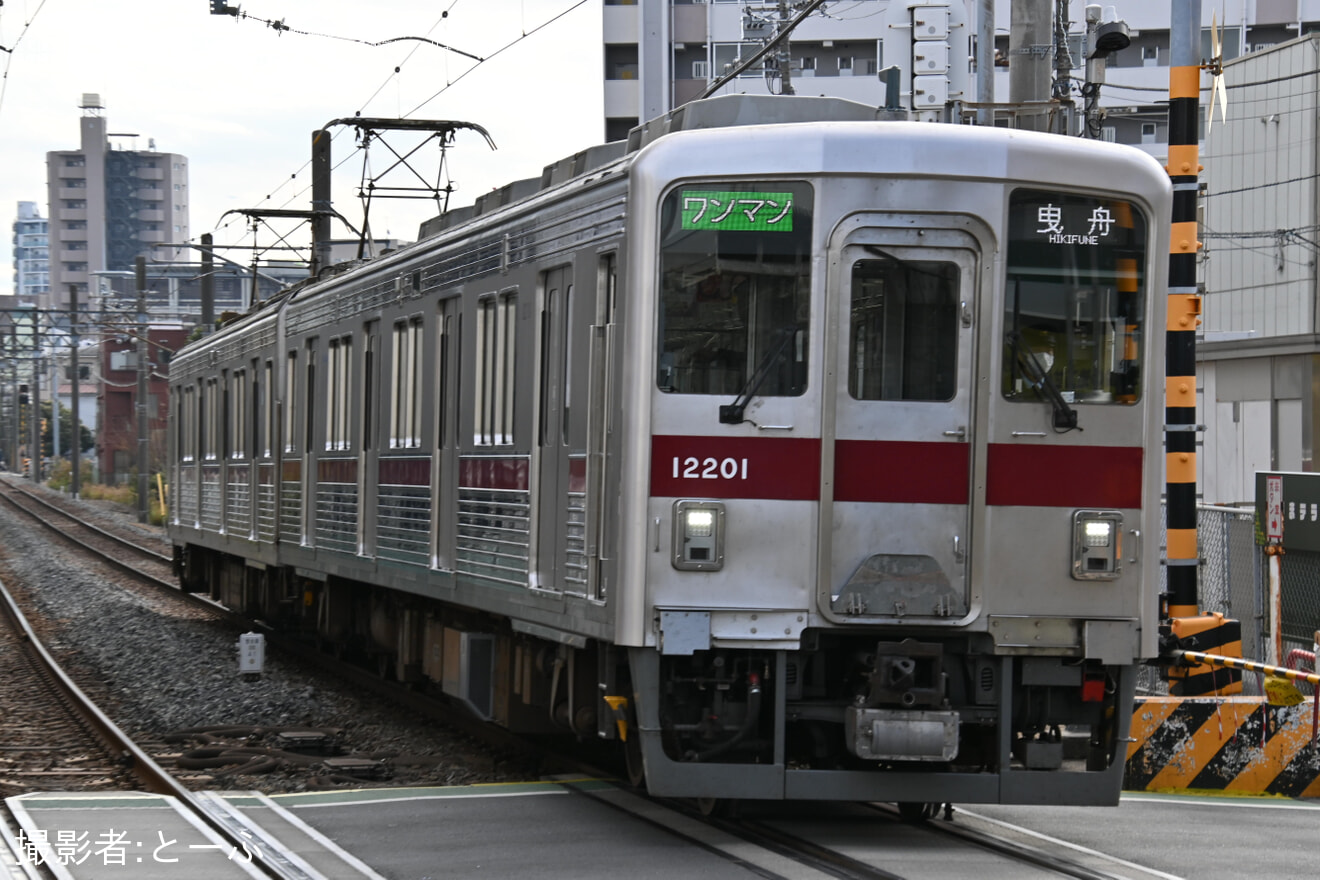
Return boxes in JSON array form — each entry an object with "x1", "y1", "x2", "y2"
[
  {"x1": 583, "y1": 253, "x2": 618, "y2": 602},
  {"x1": 533, "y1": 265, "x2": 588, "y2": 595},
  {"x1": 818, "y1": 214, "x2": 983, "y2": 623}
]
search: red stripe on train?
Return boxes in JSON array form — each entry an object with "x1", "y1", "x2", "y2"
[
  {"x1": 650, "y1": 435, "x2": 1143, "y2": 508},
  {"x1": 650, "y1": 435, "x2": 821, "y2": 500},
  {"x1": 834, "y1": 439, "x2": 969, "y2": 504},
  {"x1": 460, "y1": 456, "x2": 530, "y2": 492},
  {"x1": 986, "y1": 444, "x2": 1143, "y2": 508}
]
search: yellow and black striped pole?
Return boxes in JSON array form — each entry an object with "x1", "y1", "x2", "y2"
[{"x1": 1164, "y1": 0, "x2": 1242, "y2": 696}]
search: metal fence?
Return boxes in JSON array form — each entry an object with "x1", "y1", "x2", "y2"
[{"x1": 1135, "y1": 503, "x2": 1320, "y2": 695}]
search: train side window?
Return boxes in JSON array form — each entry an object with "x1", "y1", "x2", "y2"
[
  {"x1": 262, "y1": 359, "x2": 274, "y2": 458},
  {"x1": 657, "y1": 181, "x2": 812, "y2": 396},
  {"x1": 436, "y1": 313, "x2": 452, "y2": 448},
  {"x1": 230, "y1": 369, "x2": 248, "y2": 459},
  {"x1": 847, "y1": 257, "x2": 959, "y2": 401},
  {"x1": 475, "y1": 292, "x2": 517, "y2": 446},
  {"x1": 180, "y1": 385, "x2": 196, "y2": 463},
  {"x1": 204, "y1": 377, "x2": 219, "y2": 461},
  {"x1": 284, "y1": 351, "x2": 297, "y2": 454},
  {"x1": 326, "y1": 335, "x2": 352, "y2": 451},
  {"x1": 305, "y1": 340, "x2": 317, "y2": 453},
  {"x1": 1003, "y1": 190, "x2": 1147, "y2": 405},
  {"x1": 391, "y1": 318, "x2": 423, "y2": 449}
]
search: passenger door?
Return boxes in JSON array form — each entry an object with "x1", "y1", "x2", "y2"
[
  {"x1": 534, "y1": 266, "x2": 588, "y2": 595},
  {"x1": 818, "y1": 214, "x2": 983, "y2": 623}
]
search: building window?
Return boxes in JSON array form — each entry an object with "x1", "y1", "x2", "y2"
[{"x1": 1141, "y1": 121, "x2": 1157, "y2": 144}]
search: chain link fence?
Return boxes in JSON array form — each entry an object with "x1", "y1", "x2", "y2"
[{"x1": 1138, "y1": 504, "x2": 1269, "y2": 696}]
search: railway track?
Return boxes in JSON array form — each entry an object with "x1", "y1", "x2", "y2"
[
  {"x1": 0, "y1": 477, "x2": 560, "y2": 790},
  {"x1": 0, "y1": 575, "x2": 136, "y2": 797},
  {"x1": 0, "y1": 479, "x2": 1185, "y2": 880}
]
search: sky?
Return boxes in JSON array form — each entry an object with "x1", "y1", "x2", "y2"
[{"x1": 0, "y1": 0, "x2": 604, "y2": 281}]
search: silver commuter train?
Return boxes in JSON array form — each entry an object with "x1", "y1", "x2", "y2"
[{"x1": 168, "y1": 94, "x2": 1171, "y2": 806}]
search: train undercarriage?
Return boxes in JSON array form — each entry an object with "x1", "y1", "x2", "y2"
[{"x1": 179, "y1": 543, "x2": 1132, "y2": 804}]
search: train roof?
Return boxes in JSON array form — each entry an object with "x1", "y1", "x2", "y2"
[{"x1": 418, "y1": 95, "x2": 883, "y2": 240}]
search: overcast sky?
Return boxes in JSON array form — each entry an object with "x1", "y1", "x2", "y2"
[{"x1": 0, "y1": 0, "x2": 603, "y2": 282}]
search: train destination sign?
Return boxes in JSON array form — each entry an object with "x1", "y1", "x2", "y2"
[
  {"x1": 680, "y1": 190, "x2": 794, "y2": 232},
  {"x1": 1009, "y1": 190, "x2": 1141, "y2": 254}
]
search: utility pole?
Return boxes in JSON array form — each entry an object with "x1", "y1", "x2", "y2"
[
  {"x1": 1051, "y1": 0, "x2": 1074, "y2": 134},
  {"x1": 1009, "y1": 0, "x2": 1052, "y2": 131},
  {"x1": 976, "y1": 0, "x2": 995, "y2": 125},
  {"x1": 200, "y1": 233, "x2": 216, "y2": 332},
  {"x1": 776, "y1": 0, "x2": 794, "y2": 96},
  {"x1": 136, "y1": 256, "x2": 149, "y2": 523},
  {"x1": 30, "y1": 340, "x2": 41, "y2": 482},
  {"x1": 70, "y1": 283, "x2": 81, "y2": 499},
  {"x1": 9, "y1": 324, "x2": 18, "y2": 475}
]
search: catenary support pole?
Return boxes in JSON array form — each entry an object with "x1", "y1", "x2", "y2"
[
  {"x1": 70, "y1": 284, "x2": 80, "y2": 499},
  {"x1": 136, "y1": 256, "x2": 149, "y2": 524}
]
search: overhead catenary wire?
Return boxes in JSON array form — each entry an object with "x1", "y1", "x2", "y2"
[
  {"x1": 195, "y1": 1, "x2": 587, "y2": 260},
  {"x1": 0, "y1": 0, "x2": 50, "y2": 123}
]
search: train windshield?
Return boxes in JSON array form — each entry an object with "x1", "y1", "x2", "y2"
[
  {"x1": 656, "y1": 181, "x2": 813, "y2": 396},
  {"x1": 1003, "y1": 189, "x2": 1147, "y2": 406}
]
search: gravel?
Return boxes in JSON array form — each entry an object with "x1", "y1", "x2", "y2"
[{"x1": 0, "y1": 482, "x2": 534, "y2": 793}]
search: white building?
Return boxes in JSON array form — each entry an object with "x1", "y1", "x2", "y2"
[
  {"x1": 1200, "y1": 33, "x2": 1320, "y2": 505},
  {"x1": 603, "y1": 1, "x2": 1320, "y2": 148},
  {"x1": 11, "y1": 202, "x2": 49, "y2": 303}
]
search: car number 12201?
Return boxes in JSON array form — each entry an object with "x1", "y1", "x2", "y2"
[{"x1": 672, "y1": 456, "x2": 749, "y2": 480}]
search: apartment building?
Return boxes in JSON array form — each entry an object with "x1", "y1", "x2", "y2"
[
  {"x1": 44, "y1": 94, "x2": 189, "y2": 319},
  {"x1": 11, "y1": 202, "x2": 50, "y2": 303}
]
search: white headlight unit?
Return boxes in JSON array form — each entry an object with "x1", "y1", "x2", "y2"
[
  {"x1": 1072, "y1": 510, "x2": 1122, "y2": 580},
  {"x1": 673, "y1": 500, "x2": 725, "y2": 571}
]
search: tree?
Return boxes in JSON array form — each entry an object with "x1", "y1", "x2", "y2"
[{"x1": 39, "y1": 400, "x2": 94, "y2": 458}]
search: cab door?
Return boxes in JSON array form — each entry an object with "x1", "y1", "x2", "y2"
[{"x1": 818, "y1": 214, "x2": 984, "y2": 623}]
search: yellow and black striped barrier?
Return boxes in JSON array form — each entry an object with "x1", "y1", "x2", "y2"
[{"x1": 1125, "y1": 652, "x2": 1320, "y2": 796}]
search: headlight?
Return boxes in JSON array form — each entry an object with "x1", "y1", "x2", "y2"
[
  {"x1": 673, "y1": 501, "x2": 724, "y2": 571},
  {"x1": 1072, "y1": 510, "x2": 1122, "y2": 580}
]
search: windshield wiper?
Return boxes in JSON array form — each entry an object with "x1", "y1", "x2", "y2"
[
  {"x1": 720, "y1": 327, "x2": 797, "y2": 424},
  {"x1": 1006, "y1": 330, "x2": 1079, "y2": 432}
]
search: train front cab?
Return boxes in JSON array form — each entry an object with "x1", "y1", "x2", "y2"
[{"x1": 622, "y1": 125, "x2": 1169, "y2": 806}]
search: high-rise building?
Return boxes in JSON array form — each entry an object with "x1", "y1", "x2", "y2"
[
  {"x1": 12, "y1": 201, "x2": 49, "y2": 302},
  {"x1": 44, "y1": 94, "x2": 189, "y2": 318}
]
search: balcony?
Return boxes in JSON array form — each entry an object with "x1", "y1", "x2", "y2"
[
  {"x1": 603, "y1": 3, "x2": 638, "y2": 44},
  {"x1": 604, "y1": 79, "x2": 640, "y2": 119}
]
